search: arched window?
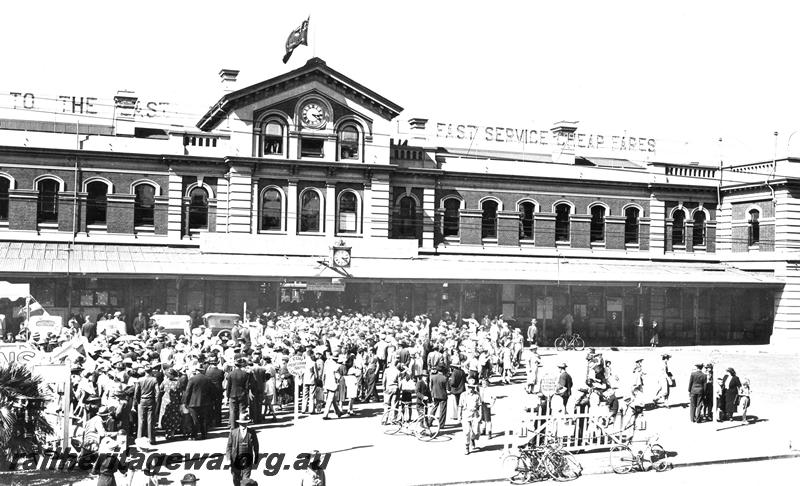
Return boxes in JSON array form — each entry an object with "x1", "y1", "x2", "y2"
[
  {"x1": 260, "y1": 188, "x2": 282, "y2": 231},
  {"x1": 339, "y1": 125, "x2": 360, "y2": 160},
  {"x1": 86, "y1": 181, "x2": 108, "y2": 226},
  {"x1": 555, "y1": 203, "x2": 571, "y2": 242},
  {"x1": 519, "y1": 201, "x2": 535, "y2": 241},
  {"x1": 263, "y1": 120, "x2": 284, "y2": 155},
  {"x1": 442, "y1": 198, "x2": 460, "y2": 237},
  {"x1": 134, "y1": 184, "x2": 156, "y2": 227},
  {"x1": 590, "y1": 205, "x2": 606, "y2": 243},
  {"x1": 624, "y1": 207, "x2": 640, "y2": 244},
  {"x1": 672, "y1": 209, "x2": 686, "y2": 246},
  {"x1": 300, "y1": 189, "x2": 322, "y2": 233},
  {"x1": 692, "y1": 211, "x2": 706, "y2": 247},
  {"x1": 748, "y1": 209, "x2": 760, "y2": 246},
  {"x1": 0, "y1": 177, "x2": 10, "y2": 221},
  {"x1": 187, "y1": 187, "x2": 208, "y2": 230},
  {"x1": 338, "y1": 191, "x2": 358, "y2": 233},
  {"x1": 397, "y1": 196, "x2": 417, "y2": 238},
  {"x1": 37, "y1": 178, "x2": 59, "y2": 223},
  {"x1": 481, "y1": 199, "x2": 499, "y2": 239}
]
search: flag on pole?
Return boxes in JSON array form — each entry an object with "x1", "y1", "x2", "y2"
[
  {"x1": 283, "y1": 17, "x2": 310, "y2": 64},
  {"x1": 17, "y1": 295, "x2": 50, "y2": 317}
]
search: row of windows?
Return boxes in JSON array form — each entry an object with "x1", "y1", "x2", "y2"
[
  {"x1": 262, "y1": 119, "x2": 361, "y2": 160},
  {"x1": 0, "y1": 177, "x2": 156, "y2": 227},
  {"x1": 258, "y1": 187, "x2": 361, "y2": 234},
  {"x1": 0, "y1": 176, "x2": 763, "y2": 247},
  {"x1": 441, "y1": 199, "x2": 645, "y2": 245}
]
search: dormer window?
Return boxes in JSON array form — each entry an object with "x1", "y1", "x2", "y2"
[
  {"x1": 263, "y1": 120, "x2": 284, "y2": 156},
  {"x1": 339, "y1": 125, "x2": 360, "y2": 160}
]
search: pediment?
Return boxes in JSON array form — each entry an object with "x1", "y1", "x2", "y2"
[{"x1": 197, "y1": 58, "x2": 402, "y2": 132}]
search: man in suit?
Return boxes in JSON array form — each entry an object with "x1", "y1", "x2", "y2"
[
  {"x1": 134, "y1": 363, "x2": 160, "y2": 445},
  {"x1": 183, "y1": 365, "x2": 212, "y2": 440},
  {"x1": 555, "y1": 363, "x2": 573, "y2": 409},
  {"x1": 430, "y1": 365, "x2": 448, "y2": 427},
  {"x1": 227, "y1": 358, "x2": 251, "y2": 427},
  {"x1": 225, "y1": 413, "x2": 259, "y2": 486},
  {"x1": 132, "y1": 312, "x2": 148, "y2": 335},
  {"x1": 249, "y1": 357, "x2": 267, "y2": 424},
  {"x1": 688, "y1": 363, "x2": 707, "y2": 423},
  {"x1": 82, "y1": 316, "x2": 97, "y2": 342},
  {"x1": 205, "y1": 355, "x2": 225, "y2": 427},
  {"x1": 448, "y1": 364, "x2": 467, "y2": 421}
]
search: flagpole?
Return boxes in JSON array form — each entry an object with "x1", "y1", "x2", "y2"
[{"x1": 311, "y1": 14, "x2": 315, "y2": 58}]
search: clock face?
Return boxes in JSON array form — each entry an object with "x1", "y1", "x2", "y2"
[
  {"x1": 332, "y1": 249, "x2": 351, "y2": 267},
  {"x1": 301, "y1": 102, "x2": 328, "y2": 129}
]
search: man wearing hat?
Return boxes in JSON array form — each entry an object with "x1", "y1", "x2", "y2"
[
  {"x1": 430, "y1": 365, "x2": 449, "y2": 427},
  {"x1": 225, "y1": 412, "x2": 259, "y2": 486},
  {"x1": 205, "y1": 355, "x2": 225, "y2": 427},
  {"x1": 183, "y1": 365, "x2": 212, "y2": 440},
  {"x1": 688, "y1": 363, "x2": 706, "y2": 423},
  {"x1": 555, "y1": 363, "x2": 573, "y2": 408},
  {"x1": 180, "y1": 474, "x2": 200, "y2": 486},
  {"x1": 134, "y1": 363, "x2": 160, "y2": 445},
  {"x1": 227, "y1": 357, "x2": 252, "y2": 428}
]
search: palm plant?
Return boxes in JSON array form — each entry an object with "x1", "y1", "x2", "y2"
[{"x1": 0, "y1": 362, "x2": 54, "y2": 469}]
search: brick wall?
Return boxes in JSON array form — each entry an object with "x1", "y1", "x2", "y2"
[
  {"x1": 497, "y1": 211, "x2": 520, "y2": 246},
  {"x1": 8, "y1": 190, "x2": 37, "y2": 231},
  {"x1": 460, "y1": 210, "x2": 482, "y2": 245},
  {"x1": 534, "y1": 214, "x2": 555, "y2": 247},
  {"x1": 605, "y1": 217, "x2": 625, "y2": 250}
]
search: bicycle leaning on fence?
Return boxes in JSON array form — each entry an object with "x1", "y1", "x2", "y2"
[
  {"x1": 554, "y1": 333, "x2": 585, "y2": 351},
  {"x1": 381, "y1": 403, "x2": 441, "y2": 441},
  {"x1": 503, "y1": 434, "x2": 583, "y2": 483}
]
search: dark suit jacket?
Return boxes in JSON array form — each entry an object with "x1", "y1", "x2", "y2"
[
  {"x1": 688, "y1": 370, "x2": 706, "y2": 394},
  {"x1": 227, "y1": 368, "x2": 251, "y2": 400},
  {"x1": 226, "y1": 427, "x2": 259, "y2": 468},
  {"x1": 82, "y1": 321, "x2": 97, "y2": 342},
  {"x1": 250, "y1": 366, "x2": 267, "y2": 395},
  {"x1": 557, "y1": 371, "x2": 573, "y2": 398},
  {"x1": 205, "y1": 365, "x2": 225, "y2": 394},
  {"x1": 430, "y1": 372, "x2": 448, "y2": 400},
  {"x1": 184, "y1": 373, "x2": 211, "y2": 407},
  {"x1": 397, "y1": 348, "x2": 411, "y2": 365},
  {"x1": 132, "y1": 316, "x2": 147, "y2": 334},
  {"x1": 448, "y1": 368, "x2": 467, "y2": 395}
]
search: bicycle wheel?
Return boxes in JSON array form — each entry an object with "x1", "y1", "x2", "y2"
[
  {"x1": 413, "y1": 414, "x2": 441, "y2": 441},
  {"x1": 509, "y1": 454, "x2": 533, "y2": 485},
  {"x1": 572, "y1": 336, "x2": 585, "y2": 351},
  {"x1": 382, "y1": 408, "x2": 403, "y2": 435},
  {"x1": 648, "y1": 443, "x2": 667, "y2": 466},
  {"x1": 609, "y1": 445, "x2": 636, "y2": 474},
  {"x1": 545, "y1": 450, "x2": 582, "y2": 481},
  {"x1": 554, "y1": 336, "x2": 567, "y2": 351}
]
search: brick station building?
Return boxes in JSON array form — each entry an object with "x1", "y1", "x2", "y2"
[{"x1": 0, "y1": 58, "x2": 796, "y2": 345}]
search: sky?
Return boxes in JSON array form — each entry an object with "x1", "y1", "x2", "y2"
[{"x1": 1, "y1": 0, "x2": 800, "y2": 164}]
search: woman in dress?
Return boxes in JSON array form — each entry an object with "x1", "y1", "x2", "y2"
[
  {"x1": 721, "y1": 367, "x2": 741, "y2": 421},
  {"x1": 158, "y1": 368, "x2": 183, "y2": 440},
  {"x1": 361, "y1": 350, "x2": 379, "y2": 402}
]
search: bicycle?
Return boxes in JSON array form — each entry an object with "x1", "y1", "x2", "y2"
[
  {"x1": 381, "y1": 403, "x2": 441, "y2": 441},
  {"x1": 609, "y1": 434, "x2": 668, "y2": 473},
  {"x1": 503, "y1": 436, "x2": 582, "y2": 483},
  {"x1": 554, "y1": 333, "x2": 585, "y2": 351}
]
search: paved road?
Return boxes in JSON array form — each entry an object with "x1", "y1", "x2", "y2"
[{"x1": 459, "y1": 456, "x2": 800, "y2": 486}]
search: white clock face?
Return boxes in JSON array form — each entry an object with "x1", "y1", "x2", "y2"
[
  {"x1": 333, "y1": 249, "x2": 351, "y2": 267},
  {"x1": 301, "y1": 102, "x2": 328, "y2": 129}
]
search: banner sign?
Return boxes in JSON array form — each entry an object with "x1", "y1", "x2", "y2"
[
  {"x1": 0, "y1": 342, "x2": 39, "y2": 366},
  {"x1": 434, "y1": 122, "x2": 656, "y2": 153}
]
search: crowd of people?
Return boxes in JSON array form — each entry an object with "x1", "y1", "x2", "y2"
[
  {"x1": 25, "y1": 308, "x2": 530, "y2": 455},
  {"x1": 12, "y1": 306, "x2": 756, "y2": 484}
]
